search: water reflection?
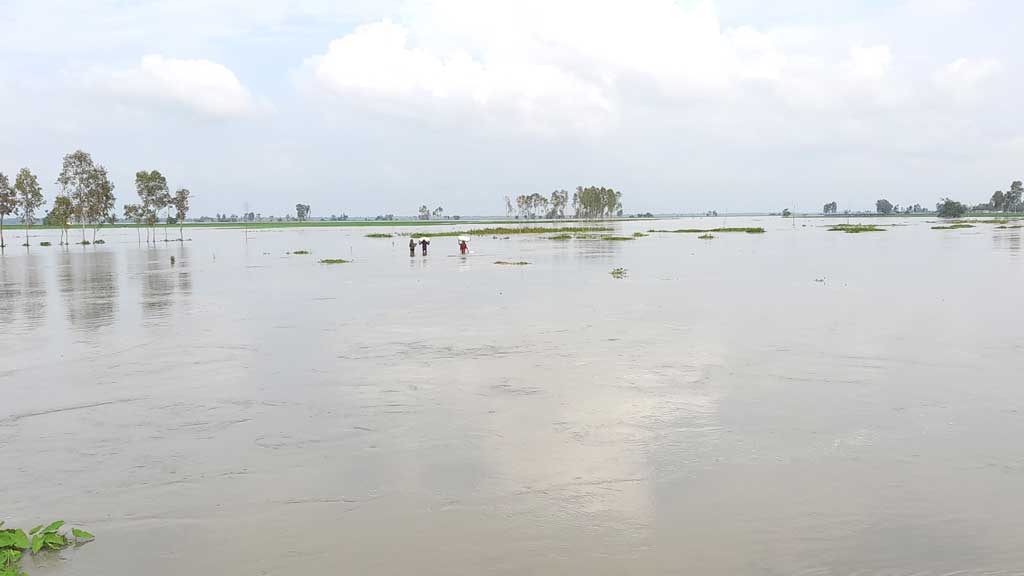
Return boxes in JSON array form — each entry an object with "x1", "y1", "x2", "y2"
[
  {"x1": 137, "y1": 247, "x2": 193, "y2": 321},
  {"x1": 58, "y1": 249, "x2": 119, "y2": 332},
  {"x1": 992, "y1": 227, "x2": 1021, "y2": 253}
]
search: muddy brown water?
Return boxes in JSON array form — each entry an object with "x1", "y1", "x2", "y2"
[{"x1": 2, "y1": 218, "x2": 1023, "y2": 575}]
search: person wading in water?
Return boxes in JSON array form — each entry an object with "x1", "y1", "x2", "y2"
[
  {"x1": 409, "y1": 238, "x2": 416, "y2": 257},
  {"x1": 420, "y1": 238, "x2": 430, "y2": 256}
]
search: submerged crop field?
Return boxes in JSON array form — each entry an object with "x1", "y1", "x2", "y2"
[
  {"x1": 414, "y1": 226, "x2": 613, "y2": 237},
  {"x1": 828, "y1": 224, "x2": 886, "y2": 233},
  {"x1": 648, "y1": 227, "x2": 765, "y2": 234}
]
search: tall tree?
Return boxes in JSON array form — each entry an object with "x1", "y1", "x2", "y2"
[
  {"x1": 0, "y1": 172, "x2": 14, "y2": 250},
  {"x1": 135, "y1": 170, "x2": 169, "y2": 243},
  {"x1": 1006, "y1": 181, "x2": 1023, "y2": 212},
  {"x1": 418, "y1": 205, "x2": 430, "y2": 220},
  {"x1": 432, "y1": 206, "x2": 444, "y2": 219},
  {"x1": 14, "y1": 168, "x2": 45, "y2": 247},
  {"x1": 990, "y1": 190, "x2": 1005, "y2": 212},
  {"x1": 549, "y1": 189, "x2": 568, "y2": 218},
  {"x1": 504, "y1": 196, "x2": 513, "y2": 219},
  {"x1": 173, "y1": 188, "x2": 190, "y2": 241},
  {"x1": 936, "y1": 198, "x2": 967, "y2": 218},
  {"x1": 86, "y1": 165, "x2": 116, "y2": 243},
  {"x1": 57, "y1": 150, "x2": 95, "y2": 244},
  {"x1": 876, "y1": 199, "x2": 894, "y2": 214}
]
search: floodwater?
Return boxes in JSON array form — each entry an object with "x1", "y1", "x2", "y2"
[{"x1": 2, "y1": 217, "x2": 1023, "y2": 575}]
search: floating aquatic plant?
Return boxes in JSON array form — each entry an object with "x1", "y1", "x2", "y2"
[
  {"x1": 610, "y1": 267, "x2": 628, "y2": 279},
  {"x1": 648, "y1": 227, "x2": 765, "y2": 234},
  {"x1": 1, "y1": 520, "x2": 94, "y2": 576},
  {"x1": 828, "y1": 224, "x2": 885, "y2": 233},
  {"x1": 318, "y1": 259, "x2": 351, "y2": 264}
]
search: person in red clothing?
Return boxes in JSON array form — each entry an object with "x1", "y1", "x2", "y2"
[{"x1": 459, "y1": 239, "x2": 469, "y2": 254}]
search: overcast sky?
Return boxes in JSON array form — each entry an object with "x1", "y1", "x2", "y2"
[{"x1": 1, "y1": 0, "x2": 1019, "y2": 216}]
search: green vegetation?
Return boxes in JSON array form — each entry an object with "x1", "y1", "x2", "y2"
[
  {"x1": 494, "y1": 261, "x2": 530, "y2": 265},
  {"x1": 318, "y1": 259, "x2": 351, "y2": 264},
  {"x1": 1, "y1": 520, "x2": 94, "y2": 576},
  {"x1": 610, "y1": 267, "x2": 628, "y2": 279},
  {"x1": 39, "y1": 241, "x2": 51, "y2": 247},
  {"x1": 936, "y1": 198, "x2": 968, "y2": 218},
  {"x1": 365, "y1": 233, "x2": 393, "y2": 238},
  {"x1": 632, "y1": 232, "x2": 648, "y2": 237},
  {"x1": 93, "y1": 239, "x2": 105, "y2": 244},
  {"x1": 601, "y1": 235, "x2": 635, "y2": 241},
  {"x1": 289, "y1": 250, "x2": 311, "y2": 255},
  {"x1": 698, "y1": 234, "x2": 715, "y2": 239},
  {"x1": 932, "y1": 223, "x2": 974, "y2": 230},
  {"x1": 996, "y1": 224, "x2": 1024, "y2": 229},
  {"x1": 416, "y1": 226, "x2": 612, "y2": 238},
  {"x1": 548, "y1": 234, "x2": 573, "y2": 240},
  {"x1": 77, "y1": 240, "x2": 91, "y2": 245},
  {"x1": 649, "y1": 227, "x2": 765, "y2": 234},
  {"x1": 828, "y1": 224, "x2": 885, "y2": 233}
]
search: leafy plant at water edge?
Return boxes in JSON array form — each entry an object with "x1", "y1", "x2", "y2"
[
  {"x1": 494, "y1": 261, "x2": 530, "y2": 265},
  {"x1": 0, "y1": 520, "x2": 93, "y2": 576},
  {"x1": 828, "y1": 224, "x2": 885, "y2": 233},
  {"x1": 365, "y1": 233, "x2": 393, "y2": 238},
  {"x1": 610, "y1": 267, "x2": 627, "y2": 279},
  {"x1": 319, "y1": 259, "x2": 351, "y2": 264},
  {"x1": 39, "y1": 242, "x2": 51, "y2": 246}
]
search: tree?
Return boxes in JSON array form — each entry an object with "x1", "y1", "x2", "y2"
[
  {"x1": 173, "y1": 188, "x2": 190, "y2": 241},
  {"x1": 14, "y1": 168, "x2": 44, "y2": 247},
  {"x1": 50, "y1": 196, "x2": 73, "y2": 245},
  {"x1": 418, "y1": 205, "x2": 430, "y2": 220},
  {"x1": 936, "y1": 198, "x2": 967, "y2": 218},
  {"x1": 295, "y1": 203, "x2": 310, "y2": 221},
  {"x1": 990, "y1": 190, "x2": 1005, "y2": 212},
  {"x1": 135, "y1": 170, "x2": 169, "y2": 243},
  {"x1": 123, "y1": 204, "x2": 144, "y2": 243},
  {"x1": 823, "y1": 201, "x2": 837, "y2": 214},
  {"x1": 1006, "y1": 181, "x2": 1023, "y2": 212},
  {"x1": 549, "y1": 189, "x2": 569, "y2": 218},
  {"x1": 876, "y1": 199, "x2": 894, "y2": 214},
  {"x1": 781, "y1": 208, "x2": 792, "y2": 217},
  {"x1": 56, "y1": 150, "x2": 117, "y2": 244},
  {"x1": 504, "y1": 196, "x2": 513, "y2": 219},
  {"x1": 0, "y1": 171, "x2": 14, "y2": 250},
  {"x1": 432, "y1": 206, "x2": 444, "y2": 219}
]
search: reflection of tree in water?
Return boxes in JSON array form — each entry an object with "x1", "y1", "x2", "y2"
[
  {"x1": 19, "y1": 255, "x2": 47, "y2": 329},
  {"x1": 993, "y1": 228, "x2": 1021, "y2": 253},
  {"x1": 139, "y1": 247, "x2": 192, "y2": 321},
  {"x1": 59, "y1": 250, "x2": 119, "y2": 331},
  {"x1": 0, "y1": 262, "x2": 17, "y2": 327}
]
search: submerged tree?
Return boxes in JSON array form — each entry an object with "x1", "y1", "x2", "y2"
[
  {"x1": 0, "y1": 171, "x2": 14, "y2": 249},
  {"x1": 14, "y1": 167, "x2": 45, "y2": 247},
  {"x1": 123, "y1": 203, "x2": 144, "y2": 243},
  {"x1": 418, "y1": 205, "x2": 430, "y2": 220},
  {"x1": 51, "y1": 196, "x2": 73, "y2": 245},
  {"x1": 936, "y1": 198, "x2": 967, "y2": 218},
  {"x1": 549, "y1": 189, "x2": 569, "y2": 218},
  {"x1": 173, "y1": 188, "x2": 190, "y2": 241},
  {"x1": 572, "y1": 186, "x2": 622, "y2": 219},
  {"x1": 135, "y1": 170, "x2": 169, "y2": 243},
  {"x1": 875, "y1": 199, "x2": 894, "y2": 214},
  {"x1": 58, "y1": 150, "x2": 116, "y2": 244}
]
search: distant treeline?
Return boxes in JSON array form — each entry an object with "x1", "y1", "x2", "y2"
[{"x1": 505, "y1": 186, "x2": 623, "y2": 219}]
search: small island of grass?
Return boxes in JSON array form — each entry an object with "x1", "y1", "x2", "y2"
[
  {"x1": 601, "y1": 235, "x2": 635, "y2": 241},
  {"x1": 366, "y1": 233, "x2": 393, "y2": 238},
  {"x1": 610, "y1": 267, "x2": 628, "y2": 279},
  {"x1": 495, "y1": 261, "x2": 530, "y2": 265},
  {"x1": 828, "y1": 224, "x2": 885, "y2": 233},
  {"x1": 648, "y1": 227, "x2": 765, "y2": 234},
  {"x1": 931, "y1": 224, "x2": 974, "y2": 230},
  {"x1": 318, "y1": 259, "x2": 351, "y2": 264},
  {"x1": 289, "y1": 250, "x2": 311, "y2": 255}
]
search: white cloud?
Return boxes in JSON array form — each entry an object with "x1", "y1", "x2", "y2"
[
  {"x1": 304, "y1": 0, "x2": 907, "y2": 135},
  {"x1": 95, "y1": 55, "x2": 267, "y2": 119},
  {"x1": 935, "y1": 57, "x2": 1001, "y2": 104}
]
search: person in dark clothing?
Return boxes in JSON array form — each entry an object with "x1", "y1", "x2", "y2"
[
  {"x1": 409, "y1": 238, "x2": 416, "y2": 256},
  {"x1": 420, "y1": 238, "x2": 429, "y2": 256}
]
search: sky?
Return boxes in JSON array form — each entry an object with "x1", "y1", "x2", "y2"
[{"x1": 0, "y1": 0, "x2": 1020, "y2": 217}]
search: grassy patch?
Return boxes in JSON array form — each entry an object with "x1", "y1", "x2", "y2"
[
  {"x1": 601, "y1": 235, "x2": 635, "y2": 241},
  {"x1": 698, "y1": 234, "x2": 715, "y2": 239},
  {"x1": 610, "y1": 267, "x2": 628, "y2": 279},
  {"x1": 289, "y1": 250, "x2": 311, "y2": 255},
  {"x1": 931, "y1": 224, "x2": 974, "y2": 230},
  {"x1": 548, "y1": 234, "x2": 574, "y2": 240},
  {"x1": 494, "y1": 261, "x2": 530, "y2": 265},
  {"x1": 39, "y1": 241, "x2": 51, "y2": 246},
  {"x1": 828, "y1": 224, "x2": 886, "y2": 233},
  {"x1": 365, "y1": 233, "x2": 393, "y2": 238},
  {"x1": 996, "y1": 224, "x2": 1024, "y2": 229},
  {"x1": 649, "y1": 227, "x2": 765, "y2": 234},
  {"x1": 77, "y1": 240, "x2": 91, "y2": 245},
  {"x1": 1, "y1": 519, "x2": 94, "y2": 575},
  {"x1": 632, "y1": 232, "x2": 648, "y2": 237},
  {"x1": 318, "y1": 259, "x2": 351, "y2": 264},
  {"x1": 416, "y1": 226, "x2": 612, "y2": 238},
  {"x1": 93, "y1": 239, "x2": 106, "y2": 244}
]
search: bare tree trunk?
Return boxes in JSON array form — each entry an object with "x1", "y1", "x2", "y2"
[
  {"x1": 81, "y1": 222, "x2": 86, "y2": 244},
  {"x1": 25, "y1": 224, "x2": 30, "y2": 249},
  {"x1": 0, "y1": 218, "x2": 4, "y2": 250},
  {"x1": 179, "y1": 222, "x2": 183, "y2": 242}
]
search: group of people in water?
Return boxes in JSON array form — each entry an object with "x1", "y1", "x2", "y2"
[{"x1": 408, "y1": 238, "x2": 469, "y2": 256}]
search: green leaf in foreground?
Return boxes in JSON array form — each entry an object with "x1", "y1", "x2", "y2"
[
  {"x1": 43, "y1": 533, "x2": 65, "y2": 549},
  {"x1": 0, "y1": 533, "x2": 12, "y2": 547},
  {"x1": 41, "y1": 521, "x2": 64, "y2": 534},
  {"x1": 71, "y1": 529, "x2": 95, "y2": 540},
  {"x1": 10, "y1": 531, "x2": 28, "y2": 550},
  {"x1": 27, "y1": 526, "x2": 42, "y2": 536},
  {"x1": 31, "y1": 536, "x2": 43, "y2": 554}
]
